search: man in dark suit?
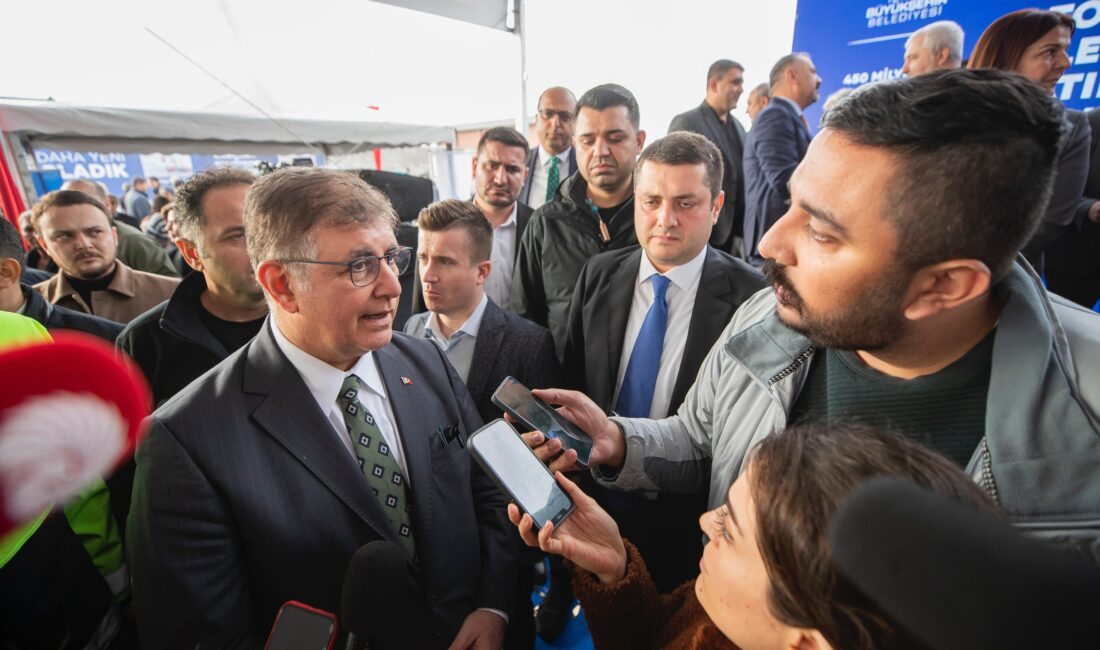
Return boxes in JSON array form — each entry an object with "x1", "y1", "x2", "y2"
[
  {"x1": 562, "y1": 132, "x2": 764, "y2": 591},
  {"x1": 128, "y1": 168, "x2": 516, "y2": 649},
  {"x1": 406, "y1": 200, "x2": 560, "y2": 420},
  {"x1": 668, "y1": 59, "x2": 748, "y2": 254},
  {"x1": 743, "y1": 52, "x2": 820, "y2": 266},
  {"x1": 404, "y1": 199, "x2": 559, "y2": 647},
  {"x1": 1047, "y1": 107, "x2": 1100, "y2": 309},
  {"x1": 411, "y1": 127, "x2": 534, "y2": 315},
  {"x1": 518, "y1": 87, "x2": 578, "y2": 210}
]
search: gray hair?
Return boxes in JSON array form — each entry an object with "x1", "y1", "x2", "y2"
[
  {"x1": 60, "y1": 178, "x2": 108, "y2": 203},
  {"x1": 749, "y1": 82, "x2": 771, "y2": 101},
  {"x1": 907, "y1": 21, "x2": 965, "y2": 65},
  {"x1": 244, "y1": 167, "x2": 398, "y2": 279}
]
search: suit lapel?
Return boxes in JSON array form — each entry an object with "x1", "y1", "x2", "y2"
[
  {"x1": 670, "y1": 248, "x2": 736, "y2": 414},
  {"x1": 466, "y1": 301, "x2": 505, "y2": 402},
  {"x1": 245, "y1": 327, "x2": 401, "y2": 545},
  {"x1": 607, "y1": 249, "x2": 642, "y2": 392}
]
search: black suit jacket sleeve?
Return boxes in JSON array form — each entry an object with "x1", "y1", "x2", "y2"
[
  {"x1": 750, "y1": 105, "x2": 802, "y2": 199},
  {"x1": 129, "y1": 418, "x2": 260, "y2": 649},
  {"x1": 1026, "y1": 109, "x2": 1091, "y2": 255},
  {"x1": 561, "y1": 259, "x2": 593, "y2": 394},
  {"x1": 511, "y1": 213, "x2": 548, "y2": 327},
  {"x1": 433, "y1": 342, "x2": 518, "y2": 612}
]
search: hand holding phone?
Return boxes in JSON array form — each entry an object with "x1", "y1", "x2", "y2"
[
  {"x1": 491, "y1": 377, "x2": 595, "y2": 467},
  {"x1": 507, "y1": 471, "x2": 629, "y2": 586},
  {"x1": 469, "y1": 419, "x2": 574, "y2": 529}
]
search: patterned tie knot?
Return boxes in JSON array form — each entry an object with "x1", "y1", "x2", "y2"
[
  {"x1": 550, "y1": 156, "x2": 559, "y2": 170},
  {"x1": 650, "y1": 274, "x2": 671, "y2": 302},
  {"x1": 339, "y1": 374, "x2": 361, "y2": 404}
]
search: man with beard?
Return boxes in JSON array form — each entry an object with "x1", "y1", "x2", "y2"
[
  {"x1": 32, "y1": 190, "x2": 179, "y2": 324},
  {"x1": 525, "y1": 70, "x2": 1100, "y2": 553},
  {"x1": 117, "y1": 167, "x2": 266, "y2": 407},
  {"x1": 412, "y1": 127, "x2": 532, "y2": 314},
  {"x1": 513, "y1": 83, "x2": 646, "y2": 356}
]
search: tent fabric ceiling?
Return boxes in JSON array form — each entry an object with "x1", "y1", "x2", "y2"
[{"x1": 0, "y1": 102, "x2": 454, "y2": 156}]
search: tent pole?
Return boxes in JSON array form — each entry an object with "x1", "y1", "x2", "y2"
[{"x1": 514, "y1": 0, "x2": 528, "y2": 138}]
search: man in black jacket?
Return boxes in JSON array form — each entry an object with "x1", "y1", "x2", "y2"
[
  {"x1": 512, "y1": 84, "x2": 646, "y2": 356},
  {"x1": 0, "y1": 217, "x2": 122, "y2": 341},
  {"x1": 117, "y1": 167, "x2": 266, "y2": 407}
]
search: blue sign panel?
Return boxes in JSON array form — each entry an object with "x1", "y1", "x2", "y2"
[
  {"x1": 792, "y1": 1, "x2": 1100, "y2": 129},
  {"x1": 30, "y1": 149, "x2": 325, "y2": 197}
]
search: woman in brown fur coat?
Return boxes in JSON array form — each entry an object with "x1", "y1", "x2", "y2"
[{"x1": 510, "y1": 423, "x2": 995, "y2": 650}]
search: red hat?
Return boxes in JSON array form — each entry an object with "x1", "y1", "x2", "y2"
[{"x1": 0, "y1": 332, "x2": 151, "y2": 533}]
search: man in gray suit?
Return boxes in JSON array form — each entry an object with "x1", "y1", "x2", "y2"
[
  {"x1": 128, "y1": 168, "x2": 516, "y2": 649},
  {"x1": 669, "y1": 59, "x2": 748, "y2": 255}
]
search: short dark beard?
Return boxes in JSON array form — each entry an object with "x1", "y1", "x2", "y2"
[{"x1": 762, "y1": 258, "x2": 910, "y2": 351}]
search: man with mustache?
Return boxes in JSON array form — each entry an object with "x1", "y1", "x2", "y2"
[
  {"x1": 527, "y1": 70, "x2": 1100, "y2": 557},
  {"x1": 742, "y1": 53, "x2": 821, "y2": 266},
  {"x1": 512, "y1": 83, "x2": 646, "y2": 356},
  {"x1": 31, "y1": 190, "x2": 178, "y2": 324}
]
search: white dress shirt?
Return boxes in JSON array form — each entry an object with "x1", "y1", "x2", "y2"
[
  {"x1": 612, "y1": 247, "x2": 708, "y2": 419},
  {"x1": 482, "y1": 204, "x2": 517, "y2": 312},
  {"x1": 270, "y1": 317, "x2": 410, "y2": 480},
  {"x1": 527, "y1": 145, "x2": 573, "y2": 210},
  {"x1": 423, "y1": 293, "x2": 489, "y2": 383}
]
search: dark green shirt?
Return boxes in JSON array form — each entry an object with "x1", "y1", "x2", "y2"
[{"x1": 790, "y1": 330, "x2": 996, "y2": 467}]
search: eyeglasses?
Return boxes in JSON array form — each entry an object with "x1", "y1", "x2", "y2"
[
  {"x1": 538, "y1": 109, "x2": 575, "y2": 123},
  {"x1": 281, "y1": 246, "x2": 413, "y2": 287}
]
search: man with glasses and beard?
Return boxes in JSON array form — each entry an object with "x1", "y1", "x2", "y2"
[
  {"x1": 525, "y1": 70, "x2": 1100, "y2": 560},
  {"x1": 129, "y1": 168, "x2": 517, "y2": 649}
]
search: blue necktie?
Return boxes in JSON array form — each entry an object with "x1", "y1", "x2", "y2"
[{"x1": 616, "y1": 274, "x2": 671, "y2": 418}]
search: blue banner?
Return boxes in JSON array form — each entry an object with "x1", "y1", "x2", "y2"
[
  {"x1": 792, "y1": 1, "x2": 1100, "y2": 129},
  {"x1": 31, "y1": 149, "x2": 325, "y2": 197}
]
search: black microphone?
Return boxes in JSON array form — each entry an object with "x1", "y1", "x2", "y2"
[
  {"x1": 341, "y1": 541, "x2": 439, "y2": 650},
  {"x1": 828, "y1": 477, "x2": 1100, "y2": 650}
]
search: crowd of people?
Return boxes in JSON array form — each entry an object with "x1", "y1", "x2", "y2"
[{"x1": 1, "y1": 7, "x2": 1098, "y2": 650}]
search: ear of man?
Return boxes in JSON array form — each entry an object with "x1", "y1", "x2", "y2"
[
  {"x1": 255, "y1": 260, "x2": 299, "y2": 314},
  {"x1": 0, "y1": 258, "x2": 21, "y2": 289},
  {"x1": 475, "y1": 259, "x2": 492, "y2": 286},
  {"x1": 175, "y1": 239, "x2": 205, "y2": 273},
  {"x1": 901, "y1": 259, "x2": 993, "y2": 322}
]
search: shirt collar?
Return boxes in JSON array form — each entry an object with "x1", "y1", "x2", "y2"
[
  {"x1": 270, "y1": 317, "x2": 386, "y2": 407},
  {"x1": 498, "y1": 202, "x2": 518, "y2": 229},
  {"x1": 426, "y1": 293, "x2": 489, "y2": 342},
  {"x1": 773, "y1": 95, "x2": 804, "y2": 116},
  {"x1": 638, "y1": 245, "x2": 708, "y2": 291},
  {"x1": 539, "y1": 145, "x2": 571, "y2": 168}
]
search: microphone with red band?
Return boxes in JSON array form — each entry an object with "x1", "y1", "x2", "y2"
[{"x1": 0, "y1": 331, "x2": 151, "y2": 534}]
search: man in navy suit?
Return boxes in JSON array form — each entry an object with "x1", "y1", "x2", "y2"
[
  {"x1": 668, "y1": 59, "x2": 749, "y2": 254},
  {"x1": 742, "y1": 53, "x2": 821, "y2": 266},
  {"x1": 519, "y1": 87, "x2": 578, "y2": 210},
  {"x1": 128, "y1": 168, "x2": 516, "y2": 649}
]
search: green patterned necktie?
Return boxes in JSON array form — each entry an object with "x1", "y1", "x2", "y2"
[
  {"x1": 337, "y1": 374, "x2": 416, "y2": 557},
  {"x1": 545, "y1": 155, "x2": 560, "y2": 203}
]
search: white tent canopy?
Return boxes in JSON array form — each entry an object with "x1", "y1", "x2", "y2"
[{"x1": 0, "y1": 101, "x2": 453, "y2": 157}]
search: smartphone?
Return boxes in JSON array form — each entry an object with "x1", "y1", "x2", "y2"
[
  {"x1": 491, "y1": 376, "x2": 594, "y2": 467},
  {"x1": 265, "y1": 601, "x2": 337, "y2": 650},
  {"x1": 469, "y1": 419, "x2": 574, "y2": 529}
]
